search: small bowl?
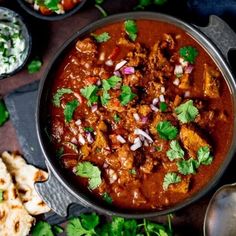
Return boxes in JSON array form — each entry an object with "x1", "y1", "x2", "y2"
[
  {"x1": 16, "y1": 0, "x2": 87, "y2": 21},
  {"x1": 0, "y1": 7, "x2": 31, "y2": 80}
]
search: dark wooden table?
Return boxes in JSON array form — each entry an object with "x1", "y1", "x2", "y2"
[{"x1": 1, "y1": 0, "x2": 236, "y2": 235}]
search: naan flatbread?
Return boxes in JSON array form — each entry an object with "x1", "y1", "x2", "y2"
[
  {"x1": 1, "y1": 151, "x2": 50, "y2": 215},
  {"x1": 0, "y1": 158, "x2": 35, "y2": 236}
]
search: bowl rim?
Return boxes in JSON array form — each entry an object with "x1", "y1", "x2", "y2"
[
  {"x1": 16, "y1": 0, "x2": 87, "y2": 21},
  {"x1": 36, "y1": 11, "x2": 236, "y2": 218}
]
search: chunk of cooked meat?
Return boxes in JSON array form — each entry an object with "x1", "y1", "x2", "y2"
[
  {"x1": 117, "y1": 144, "x2": 134, "y2": 170},
  {"x1": 140, "y1": 156, "x2": 157, "y2": 174},
  {"x1": 93, "y1": 121, "x2": 109, "y2": 150},
  {"x1": 117, "y1": 37, "x2": 135, "y2": 49},
  {"x1": 169, "y1": 176, "x2": 191, "y2": 194},
  {"x1": 172, "y1": 95, "x2": 182, "y2": 108},
  {"x1": 76, "y1": 38, "x2": 97, "y2": 55},
  {"x1": 138, "y1": 105, "x2": 152, "y2": 117},
  {"x1": 162, "y1": 162, "x2": 178, "y2": 172},
  {"x1": 180, "y1": 124, "x2": 211, "y2": 158},
  {"x1": 80, "y1": 144, "x2": 90, "y2": 157},
  {"x1": 179, "y1": 73, "x2": 191, "y2": 90},
  {"x1": 123, "y1": 71, "x2": 143, "y2": 87},
  {"x1": 203, "y1": 64, "x2": 220, "y2": 98},
  {"x1": 160, "y1": 33, "x2": 175, "y2": 50}
]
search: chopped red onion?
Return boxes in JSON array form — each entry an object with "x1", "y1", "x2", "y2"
[
  {"x1": 133, "y1": 113, "x2": 140, "y2": 121},
  {"x1": 96, "y1": 79, "x2": 101, "y2": 86},
  {"x1": 144, "y1": 140, "x2": 149, "y2": 147},
  {"x1": 87, "y1": 132, "x2": 94, "y2": 144},
  {"x1": 113, "y1": 71, "x2": 121, "y2": 77},
  {"x1": 159, "y1": 94, "x2": 165, "y2": 102},
  {"x1": 116, "y1": 135, "x2": 126, "y2": 144},
  {"x1": 99, "y1": 52, "x2": 105, "y2": 61},
  {"x1": 185, "y1": 65, "x2": 194, "y2": 74},
  {"x1": 122, "y1": 66, "x2": 135, "y2": 75},
  {"x1": 74, "y1": 92, "x2": 83, "y2": 103},
  {"x1": 91, "y1": 104, "x2": 98, "y2": 113},
  {"x1": 161, "y1": 86, "x2": 165, "y2": 93},
  {"x1": 141, "y1": 116, "x2": 148, "y2": 124},
  {"x1": 134, "y1": 128, "x2": 153, "y2": 143},
  {"x1": 174, "y1": 65, "x2": 183, "y2": 75},
  {"x1": 78, "y1": 134, "x2": 86, "y2": 145},
  {"x1": 173, "y1": 78, "x2": 180, "y2": 86},
  {"x1": 152, "y1": 98, "x2": 159, "y2": 106},
  {"x1": 184, "y1": 91, "x2": 191, "y2": 97},
  {"x1": 150, "y1": 104, "x2": 159, "y2": 112},
  {"x1": 71, "y1": 137, "x2": 77, "y2": 144},
  {"x1": 75, "y1": 119, "x2": 82, "y2": 126},
  {"x1": 130, "y1": 137, "x2": 142, "y2": 151},
  {"x1": 105, "y1": 59, "x2": 113, "y2": 66},
  {"x1": 114, "y1": 60, "x2": 127, "y2": 71},
  {"x1": 150, "y1": 147, "x2": 156, "y2": 153}
]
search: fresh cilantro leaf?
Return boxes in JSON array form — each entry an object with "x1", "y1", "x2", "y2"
[
  {"x1": 179, "y1": 46, "x2": 198, "y2": 64},
  {"x1": 175, "y1": 100, "x2": 199, "y2": 123},
  {"x1": 80, "y1": 213, "x2": 99, "y2": 230},
  {"x1": 52, "y1": 88, "x2": 73, "y2": 107},
  {"x1": 92, "y1": 32, "x2": 110, "y2": 43},
  {"x1": 95, "y1": 0, "x2": 104, "y2": 3},
  {"x1": 101, "y1": 90, "x2": 110, "y2": 106},
  {"x1": 84, "y1": 127, "x2": 94, "y2": 132},
  {"x1": 177, "y1": 158, "x2": 198, "y2": 175},
  {"x1": 163, "y1": 172, "x2": 181, "y2": 191},
  {"x1": 110, "y1": 217, "x2": 125, "y2": 236},
  {"x1": 103, "y1": 192, "x2": 113, "y2": 204},
  {"x1": 135, "y1": 0, "x2": 152, "y2": 9},
  {"x1": 157, "y1": 121, "x2": 178, "y2": 140},
  {"x1": 160, "y1": 102, "x2": 168, "y2": 112},
  {"x1": 52, "y1": 225, "x2": 64, "y2": 234},
  {"x1": 66, "y1": 217, "x2": 94, "y2": 236},
  {"x1": 32, "y1": 221, "x2": 54, "y2": 236},
  {"x1": 129, "y1": 168, "x2": 136, "y2": 175},
  {"x1": 123, "y1": 219, "x2": 138, "y2": 236},
  {"x1": 80, "y1": 85, "x2": 99, "y2": 106},
  {"x1": 146, "y1": 220, "x2": 166, "y2": 235},
  {"x1": 64, "y1": 99, "x2": 79, "y2": 123},
  {"x1": 124, "y1": 20, "x2": 138, "y2": 41},
  {"x1": 56, "y1": 147, "x2": 64, "y2": 158},
  {"x1": 44, "y1": 0, "x2": 60, "y2": 11},
  {"x1": 94, "y1": 4, "x2": 107, "y2": 17},
  {"x1": 102, "y1": 76, "x2": 122, "y2": 91},
  {"x1": 0, "y1": 100, "x2": 9, "y2": 126},
  {"x1": 154, "y1": 0, "x2": 168, "y2": 5},
  {"x1": 114, "y1": 114, "x2": 120, "y2": 123},
  {"x1": 166, "y1": 140, "x2": 184, "y2": 161},
  {"x1": 0, "y1": 190, "x2": 3, "y2": 202},
  {"x1": 197, "y1": 146, "x2": 213, "y2": 165},
  {"x1": 76, "y1": 162, "x2": 102, "y2": 190},
  {"x1": 27, "y1": 59, "x2": 42, "y2": 74},
  {"x1": 119, "y1": 85, "x2": 137, "y2": 106}
]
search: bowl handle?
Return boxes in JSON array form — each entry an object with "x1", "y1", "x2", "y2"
[
  {"x1": 197, "y1": 15, "x2": 236, "y2": 61},
  {"x1": 35, "y1": 162, "x2": 84, "y2": 217}
]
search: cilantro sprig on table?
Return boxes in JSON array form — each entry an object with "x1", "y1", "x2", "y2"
[
  {"x1": 91, "y1": 32, "x2": 110, "y2": 43},
  {"x1": 124, "y1": 20, "x2": 138, "y2": 41},
  {"x1": 0, "y1": 100, "x2": 9, "y2": 126},
  {"x1": 135, "y1": 0, "x2": 168, "y2": 9},
  {"x1": 179, "y1": 46, "x2": 198, "y2": 64},
  {"x1": 157, "y1": 121, "x2": 178, "y2": 140},
  {"x1": 27, "y1": 59, "x2": 42, "y2": 74}
]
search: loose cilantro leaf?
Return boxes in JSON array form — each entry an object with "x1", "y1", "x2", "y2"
[
  {"x1": 80, "y1": 213, "x2": 99, "y2": 230},
  {"x1": 0, "y1": 100, "x2": 9, "y2": 126},
  {"x1": 123, "y1": 219, "x2": 138, "y2": 236},
  {"x1": 76, "y1": 162, "x2": 102, "y2": 190},
  {"x1": 80, "y1": 85, "x2": 99, "y2": 106},
  {"x1": 197, "y1": 146, "x2": 213, "y2": 165},
  {"x1": 52, "y1": 225, "x2": 64, "y2": 234},
  {"x1": 52, "y1": 88, "x2": 73, "y2": 107},
  {"x1": 124, "y1": 20, "x2": 138, "y2": 41},
  {"x1": 101, "y1": 90, "x2": 110, "y2": 106},
  {"x1": 103, "y1": 192, "x2": 113, "y2": 204},
  {"x1": 146, "y1": 220, "x2": 166, "y2": 235},
  {"x1": 110, "y1": 216, "x2": 125, "y2": 235},
  {"x1": 154, "y1": 0, "x2": 168, "y2": 5},
  {"x1": 94, "y1": 4, "x2": 107, "y2": 17},
  {"x1": 157, "y1": 121, "x2": 178, "y2": 140},
  {"x1": 92, "y1": 32, "x2": 110, "y2": 43},
  {"x1": 95, "y1": 0, "x2": 104, "y2": 3},
  {"x1": 177, "y1": 158, "x2": 198, "y2": 175},
  {"x1": 166, "y1": 140, "x2": 184, "y2": 161},
  {"x1": 64, "y1": 99, "x2": 79, "y2": 123},
  {"x1": 27, "y1": 59, "x2": 42, "y2": 74},
  {"x1": 119, "y1": 85, "x2": 137, "y2": 106},
  {"x1": 179, "y1": 46, "x2": 198, "y2": 64},
  {"x1": 44, "y1": 0, "x2": 60, "y2": 11},
  {"x1": 32, "y1": 221, "x2": 54, "y2": 236},
  {"x1": 163, "y1": 172, "x2": 181, "y2": 191},
  {"x1": 160, "y1": 102, "x2": 168, "y2": 112},
  {"x1": 175, "y1": 100, "x2": 199, "y2": 124},
  {"x1": 0, "y1": 190, "x2": 3, "y2": 202},
  {"x1": 84, "y1": 127, "x2": 94, "y2": 132},
  {"x1": 114, "y1": 113, "x2": 120, "y2": 123},
  {"x1": 102, "y1": 76, "x2": 122, "y2": 91}
]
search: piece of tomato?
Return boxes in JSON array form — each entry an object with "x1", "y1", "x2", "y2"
[
  {"x1": 61, "y1": 0, "x2": 79, "y2": 11},
  {"x1": 39, "y1": 6, "x2": 52, "y2": 15}
]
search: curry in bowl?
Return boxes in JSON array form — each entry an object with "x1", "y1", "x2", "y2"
[{"x1": 47, "y1": 19, "x2": 233, "y2": 210}]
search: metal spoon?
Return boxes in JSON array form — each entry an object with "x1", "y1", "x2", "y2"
[{"x1": 204, "y1": 183, "x2": 236, "y2": 236}]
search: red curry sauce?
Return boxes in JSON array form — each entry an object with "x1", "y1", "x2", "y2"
[{"x1": 48, "y1": 20, "x2": 233, "y2": 210}]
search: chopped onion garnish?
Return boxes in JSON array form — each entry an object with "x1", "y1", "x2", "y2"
[
  {"x1": 185, "y1": 65, "x2": 194, "y2": 74},
  {"x1": 184, "y1": 91, "x2": 191, "y2": 97},
  {"x1": 152, "y1": 98, "x2": 159, "y2": 106},
  {"x1": 150, "y1": 147, "x2": 155, "y2": 153},
  {"x1": 99, "y1": 52, "x2": 105, "y2": 61},
  {"x1": 74, "y1": 92, "x2": 83, "y2": 103},
  {"x1": 91, "y1": 104, "x2": 98, "y2": 113},
  {"x1": 96, "y1": 79, "x2": 101, "y2": 86},
  {"x1": 71, "y1": 137, "x2": 77, "y2": 144},
  {"x1": 116, "y1": 135, "x2": 126, "y2": 144},
  {"x1": 161, "y1": 86, "x2": 165, "y2": 93},
  {"x1": 134, "y1": 128, "x2": 153, "y2": 143},
  {"x1": 87, "y1": 132, "x2": 94, "y2": 144},
  {"x1": 113, "y1": 71, "x2": 121, "y2": 77},
  {"x1": 159, "y1": 94, "x2": 165, "y2": 102},
  {"x1": 144, "y1": 140, "x2": 149, "y2": 147},
  {"x1": 78, "y1": 134, "x2": 86, "y2": 145},
  {"x1": 114, "y1": 60, "x2": 127, "y2": 71},
  {"x1": 130, "y1": 138, "x2": 142, "y2": 151},
  {"x1": 122, "y1": 66, "x2": 135, "y2": 75},
  {"x1": 133, "y1": 113, "x2": 140, "y2": 121},
  {"x1": 179, "y1": 58, "x2": 189, "y2": 67},
  {"x1": 174, "y1": 65, "x2": 183, "y2": 75},
  {"x1": 75, "y1": 119, "x2": 82, "y2": 126},
  {"x1": 141, "y1": 116, "x2": 148, "y2": 124},
  {"x1": 150, "y1": 104, "x2": 159, "y2": 112},
  {"x1": 105, "y1": 59, "x2": 113, "y2": 66},
  {"x1": 173, "y1": 78, "x2": 180, "y2": 86}
]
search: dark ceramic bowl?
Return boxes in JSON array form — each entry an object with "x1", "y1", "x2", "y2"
[
  {"x1": 16, "y1": 0, "x2": 87, "y2": 21},
  {"x1": 35, "y1": 12, "x2": 236, "y2": 218},
  {"x1": 0, "y1": 7, "x2": 31, "y2": 80}
]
